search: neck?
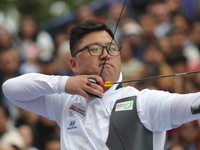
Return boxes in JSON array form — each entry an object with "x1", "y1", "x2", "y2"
[{"x1": 103, "y1": 86, "x2": 110, "y2": 92}]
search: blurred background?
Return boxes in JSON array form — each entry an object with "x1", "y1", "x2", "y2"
[{"x1": 1, "y1": 0, "x2": 200, "y2": 149}]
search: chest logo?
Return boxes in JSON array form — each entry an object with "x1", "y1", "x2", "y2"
[
  {"x1": 69, "y1": 105, "x2": 86, "y2": 116},
  {"x1": 115, "y1": 100, "x2": 133, "y2": 111},
  {"x1": 69, "y1": 120, "x2": 76, "y2": 126},
  {"x1": 66, "y1": 118, "x2": 78, "y2": 132}
]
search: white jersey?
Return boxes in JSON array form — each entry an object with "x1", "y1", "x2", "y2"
[{"x1": 2, "y1": 73, "x2": 200, "y2": 150}]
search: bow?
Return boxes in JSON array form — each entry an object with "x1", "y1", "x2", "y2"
[
  {"x1": 99, "y1": 0, "x2": 127, "y2": 77},
  {"x1": 99, "y1": 0, "x2": 128, "y2": 149}
]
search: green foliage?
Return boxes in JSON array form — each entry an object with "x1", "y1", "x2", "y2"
[{"x1": 0, "y1": 0, "x2": 94, "y2": 23}]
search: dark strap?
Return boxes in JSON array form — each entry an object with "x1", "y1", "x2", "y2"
[
  {"x1": 115, "y1": 83, "x2": 123, "y2": 90},
  {"x1": 106, "y1": 96, "x2": 153, "y2": 150}
]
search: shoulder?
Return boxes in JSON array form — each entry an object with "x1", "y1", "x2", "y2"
[{"x1": 118, "y1": 86, "x2": 140, "y2": 99}]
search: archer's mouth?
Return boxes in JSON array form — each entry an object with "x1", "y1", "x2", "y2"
[{"x1": 99, "y1": 63, "x2": 113, "y2": 67}]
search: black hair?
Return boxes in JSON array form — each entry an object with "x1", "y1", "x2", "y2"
[
  {"x1": 69, "y1": 19, "x2": 115, "y2": 57},
  {"x1": 167, "y1": 52, "x2": 187, "y2": 66},
  {"x1": 0, "y1": 44, "x2": 12, "y2": 52},
  {"x1": 18, "y1": 15, "x2": 39, "y2": 41},
  {"x1": 0, "y1": 104, "x2": 10, "y2": 118},
  {"x1": 44, "y1": 134, "x2": 60, "y2": 150},
  {"x1": 144, "y1": 41, "x2": 161, "y2": 52}
]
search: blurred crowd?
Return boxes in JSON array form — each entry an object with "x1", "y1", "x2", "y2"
[{"x1": 1, "y1": 0, "x2": 200, "y2": 149}]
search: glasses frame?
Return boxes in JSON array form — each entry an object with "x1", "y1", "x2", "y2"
[{"x1": 72, "y1": 43, "x2": 122, "y2": 57}]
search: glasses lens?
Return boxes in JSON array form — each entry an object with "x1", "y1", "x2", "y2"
[
  {"x1": 89, "y1": 45, "x2": 102, "y2": 56},
  {"x1": 108, "y1": 44, "x2": 120, "y2": 55}
]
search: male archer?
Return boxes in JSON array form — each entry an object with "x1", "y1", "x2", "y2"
[{"x1": 3, "y1": 19, "x2": 200, "y2": 150}]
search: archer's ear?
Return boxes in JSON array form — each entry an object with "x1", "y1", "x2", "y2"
[{"x1": 69, "y1": 57, "x2": 78, "y2": 74}]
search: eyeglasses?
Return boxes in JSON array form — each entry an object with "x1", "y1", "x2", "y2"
[{"x1": 72, "y1": 44, "x2": 122, "y2": 57}]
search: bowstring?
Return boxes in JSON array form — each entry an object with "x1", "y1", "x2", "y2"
[
  {"x1": 99, "y1": 0, "x2": 126, "y2": 76},
  {"x1": 99, "y1": 0, "x2": 128, "y2": 149}
]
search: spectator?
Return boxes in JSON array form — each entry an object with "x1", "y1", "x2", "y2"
[
  {"x1": 139, "y1": 13, "x2": 158, "y2": 59},
  {"x1": 184, "y1": 21, "x2": 200, "y2": 71},
  {"x1": 170, "y1": 120, "x2": 200, "y2": 150},
  {"x1": 15, "y1": 109, "x2": 39, "y2": 129},
  {"x1": 167, "y1": 53, "x2": 188, "y2": 93},
  {"x1": 44, "y1": 134, "x2": 60, "y2": 150},
  {"x1": 119, "y1": 36, "x2": 144, "y2": 84},
  {"x1": 75, "y1": 4, "x2": 95, "y2": 23},
  {"x1": 158, "y1": 36, "x2": 173, "y2": 59},
  {"x1": 106, "y1": 2, "x2": 128, "y2": 42},
  {"x1": 0, "y1": 46, "x2": 20, "y2": 84},
  {"x1": 168, "y1": 144, "x2": 186, "y2": 150},
  {"x1": 0, "y1": 26, "x2": 12, "y2": 50},
  {"x1": 53, "y1": 24, "x2": 75, "y2": 76},
  {"x1": 0, "y1": 46, "x2": 21, "y2": 119},
  {"x1": 150, "y1": 2, "x2": 172, "y2": 38},
  {"x1": 18, "y1": 125, "x2": 39, "y2": 150},
  {"x1": 38, "y1": 57, "x2": 60, "y2": 75},
  {"x1": 35, "y1": 116, "x2": 60, "y2": 149},
  {"x1": 142, "y1": 42, "x2": 173, "y2": 91},
  {"x1": 185, "y1": 77, "x2": 200, "y2": 93},
  {"x1": 14, "y1": 15, "x2": 55, "y2": 74},
  {"x1": 120, "y1": 17, "x2": 144, "y2": 60},
  {"x1": 165, "y1": 0, "x2": 182, "y2": 16},
  {"x1": 171, "y1": 13, "x2": 191, "y2": 34},
  {"x1": 57, "y1": 49, "x2": 74, "y2": 76},
  {"x1": 129, "y1": 0, "x2": 151, "y2": 20},
  {"x1": 0, "y1": 105, "x2": 24, "y2": 150}
]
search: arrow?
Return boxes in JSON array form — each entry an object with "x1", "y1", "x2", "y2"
[{"x1": 101, "y1": 70, "x2": 200, "y2": 87}]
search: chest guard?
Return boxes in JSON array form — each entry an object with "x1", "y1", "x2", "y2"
[{"x1": 106, "y1": 96, "x2": 153, "y2": 150}]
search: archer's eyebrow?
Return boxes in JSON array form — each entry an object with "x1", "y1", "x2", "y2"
[
  {"x1": 106, "y1": 42, "x2": 117, "y2": 45},
  {"x1": 87, "y1": 42, "x2": 117, "y2": 45}
]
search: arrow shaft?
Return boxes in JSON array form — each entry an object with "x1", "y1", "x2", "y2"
[{"x1": 115, "y1": 70, "x2": 200, "y2": 84}]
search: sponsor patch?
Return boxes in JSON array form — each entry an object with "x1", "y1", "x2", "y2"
[
  {"x1": 66, "y1": 118, "x2": 78, "y2": 132},
  {"x1": 69, "y1": 105, "x2": 86, "y2": 117},
  {"x1": 115, "y1": 100, "x2": 133, "y2": 111}
]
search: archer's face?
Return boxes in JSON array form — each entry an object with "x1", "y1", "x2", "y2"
[{"x1": 69, "y1": 30, "x2": 121, "y2": 83}]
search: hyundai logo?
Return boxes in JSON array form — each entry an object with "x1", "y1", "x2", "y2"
[{"x1": 69, "y1": 120, "x2": 76, "y2": 126}]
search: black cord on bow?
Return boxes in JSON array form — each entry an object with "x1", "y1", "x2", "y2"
[
  {"x1": 99, "y1": 0, "x2": 126, "y2": 77},
  {"x1": 99, "y1": 0, "x2": 128, "y2": 149}
]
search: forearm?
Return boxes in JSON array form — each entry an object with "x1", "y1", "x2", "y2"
[
  {"x1": 170, "y1": 92, "x2": 200, "y2": 127},
  {"x1": 138, "y1": 89, "x2": 200, "y2": 132},
  {"x1": 2, "y1": 73, "x2": 68, "y2": 102},
  {"x1": 2, "y1": 73, "x2": 68, "y2": 118}
]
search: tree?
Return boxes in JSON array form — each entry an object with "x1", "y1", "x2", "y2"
[{"x1": 0, "y1": 0, "x2": 93, "y2": 33}]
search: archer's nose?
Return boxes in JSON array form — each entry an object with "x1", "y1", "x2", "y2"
[{"x1": 100, "y1": 48, "x2": 109, "y2": 59}]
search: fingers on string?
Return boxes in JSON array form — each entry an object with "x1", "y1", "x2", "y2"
[{"x1": 85, "y1": 81, "x2": 103, "y2": 99}]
